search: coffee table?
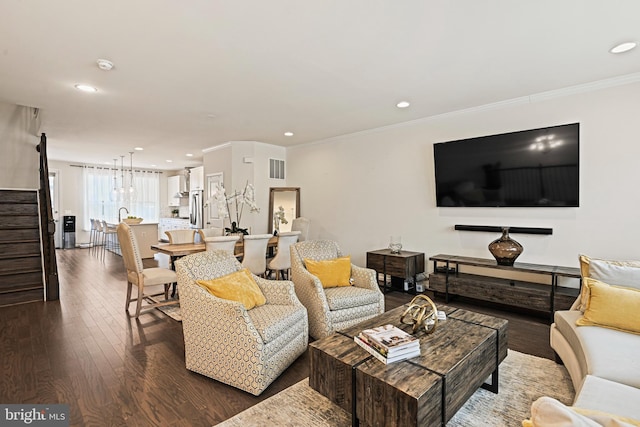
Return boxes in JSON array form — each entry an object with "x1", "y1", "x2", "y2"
[{"x1": 309, "y1": 304, "x2": 508, "y2": 426}]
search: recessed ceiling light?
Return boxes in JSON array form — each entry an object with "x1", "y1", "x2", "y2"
[
  {"x1": 186, "y1": 153, "x2": 193, "y2": 157},
  {"x1": 610, "y1": 41, "x2": 637, "y2": 54},
  {"x1": 284, "y1": 132, "x2": 294, "y2": 137},
  {"x1": 151, "y1": 164, "x2": 157, "y2": 167},
  {"x1": 96, "y1": 59, "x2": 114, "y2": 71},
  {"x1": 134, "y1": 147, "x2": 144, "y2": 151},
  {"x1": 166, "y1": 160, "x2": 173, "y2": 163},
  {"x1": 74, "y1": 84, "x2": 97, "y2": 93},
  {"x1": 396, "y1": 101, "x2": 410, "y2": 108}
]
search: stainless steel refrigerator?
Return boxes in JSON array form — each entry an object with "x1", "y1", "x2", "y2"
[{"x1": 189, "y1": 190, "x2": 203, "y2": 230}]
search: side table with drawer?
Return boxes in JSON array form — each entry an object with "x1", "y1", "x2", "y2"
[{"x1": 366, "y1": 248, "x2": 425, "y2": 294}]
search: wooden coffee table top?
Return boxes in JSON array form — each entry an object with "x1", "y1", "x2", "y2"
[{"x1": 309, "y1": 304, "x2": 508, "y2": 427}]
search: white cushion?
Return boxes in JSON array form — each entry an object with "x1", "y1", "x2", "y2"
[
  {"x1": 574, "y1": 375, "x2": 640, "y2": 422},
  {"x1": 589, "y1": 259, "x2": 640, "y2": 289},
  {"x1": 143, "y1": 267, "x2": 177, "y2": 286}
]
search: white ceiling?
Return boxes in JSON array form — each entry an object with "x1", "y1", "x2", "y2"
[{"x1": 1, "y1": 1, "x2": 639, "y2": 170}]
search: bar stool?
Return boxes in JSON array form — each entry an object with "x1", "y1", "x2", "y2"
[
  {"x1": 101, "y1": 220, "x2": 117, "y2": 261},
  {"x1": 89, "y1": 219, "x2": 98, "y2": 255}
]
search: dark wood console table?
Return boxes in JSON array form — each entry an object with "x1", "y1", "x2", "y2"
[
  {"x1": 366, "y1": 249, "x2": 425, "y2": 294},
  {"x1": 428, "y1": 254, "x2": 580, "y2": 320}
]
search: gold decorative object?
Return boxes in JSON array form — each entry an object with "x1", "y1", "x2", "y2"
[{"x1": 400, "y1": 295, "x2": 439, "y2": 334}]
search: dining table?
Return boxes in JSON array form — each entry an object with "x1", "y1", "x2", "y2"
[
  {"x1": 151, "y1": 236, "x2": 279, "y2": 296},
  {"x1": 151, "y1": 236, "x2": 278, "y2": 261}
]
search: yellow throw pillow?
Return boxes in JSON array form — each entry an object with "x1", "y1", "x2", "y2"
[
  {"x1": 196, "y1": 268, "x2": 266, "y2": 310},
  {"x1": 304, "y1": 256, "x2": 352, "y2": 288},
  {"x1": 576, "y1": 277, "x2": 640, "y2": 334},
  {"x1": 578, "y1": 254, "x2": 640, "y2": 311}
]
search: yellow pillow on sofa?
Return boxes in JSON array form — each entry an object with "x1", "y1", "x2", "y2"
[
  {"x1": 196, "y1": 268, "x2": 266, "y2": 310},
  {"x1": 576, "y1": 277, "x2": 640, "y2": 334},
  {"x1": 578, "y1": 255, "x2": 640, "y2": 311},
  {"x1": 304, "y1": 256, "x2": 352, "y2": 288}
]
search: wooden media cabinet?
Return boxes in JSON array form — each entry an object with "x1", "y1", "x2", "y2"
[{"x1": 428, "y1": 254, "x2": 581, "y2": 320}]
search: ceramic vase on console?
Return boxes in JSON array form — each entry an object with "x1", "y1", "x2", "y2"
[
  {"x1": 488, "y1": 227, "x2": 523, "y2": 266},
  {"x1": 389, "y1": 236, "x2": 402, "y2": 254}
]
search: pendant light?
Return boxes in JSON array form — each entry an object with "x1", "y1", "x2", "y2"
[
  {"x1": 128, "y1": 151, "x2": 137, "y2": 202},
  {"x1": 118, "y1": 155, "x2": 126, "y2": 201},
  {"x1": 109, "y1": 158, "x2": 118, "y2": 202}
]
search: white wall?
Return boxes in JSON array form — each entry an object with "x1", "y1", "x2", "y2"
[
  {"x1": 203, "y1": 141, "x2": 287, "y2": 234},
  {"x1": 0, "y1": 103, "x2": 40, "y2": 189},
  {"x1": 287, "y1": 80, "x2": 640, "y2": 270}
]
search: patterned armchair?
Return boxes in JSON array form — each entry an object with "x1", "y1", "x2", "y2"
[
  {"x1": 290, "y1": 240, "x2": 384, "y2": 339},
  {"x1": 175, "y1": 250, "x2": 308, "y2": 396}
]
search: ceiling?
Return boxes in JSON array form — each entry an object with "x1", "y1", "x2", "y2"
[{"x1": 1, "y1": 1, "x2": 639, "y2": 170}]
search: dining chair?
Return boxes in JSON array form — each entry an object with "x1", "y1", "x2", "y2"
[
  {"x1": 204, "y1": 235, "x2": 241, "y2": 254},
  {"x1": 116, "y1": 222, "x2": 178, "y2": 318},
  {"x1": 267, "y1": 231, "x2": 301, "y2": 280},
  {"x1": 165, "y1": 229, "x2": 196, "y2": 244},
  {"x1": 198, "y1": 227, "x2": 224, "y2": 241},
  {"x1": 241, "y1": 234, "x2": 272, "y2": 277},
  {"x1": 291, "y1": 217, "x2": 310, "y2": 242}
]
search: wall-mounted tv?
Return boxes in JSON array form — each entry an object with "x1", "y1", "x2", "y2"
[{"x1": 433, "y1": 123, "x2": 579, "y2": 207}]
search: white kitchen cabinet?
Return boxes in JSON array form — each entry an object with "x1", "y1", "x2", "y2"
[
  {"x1": 167, "y1": 176, "x2": 181, "y2": 206},
  {"x1": 159, "y1": 218, "x2": 191, "y2": 241},
  {"x1": 189, "y1": 166, "x2": 204, "y2": 191}
]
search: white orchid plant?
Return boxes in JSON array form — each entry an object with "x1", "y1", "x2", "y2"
[
  {"x1": 273, "y1": 205, "x2": 288, "y2": 233},
  {"x1": 209, "y1": 181, "x2": 260, "y2": 235}
]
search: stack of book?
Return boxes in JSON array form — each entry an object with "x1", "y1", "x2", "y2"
[{"x1": 354, "y1": 324, "x2": 420, "y2": 364}]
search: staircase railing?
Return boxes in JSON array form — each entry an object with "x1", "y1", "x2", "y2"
[{"x1": 37, "y1": 133, "x2": 59, "y2": 300}]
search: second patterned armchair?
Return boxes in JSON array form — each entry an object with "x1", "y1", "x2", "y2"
[
  {"x1": 290, "y1": 240, "x2": 384, "y2": 339},
  {"x1": 175, "y1": 250, "x2": 308, "y2": 395}
]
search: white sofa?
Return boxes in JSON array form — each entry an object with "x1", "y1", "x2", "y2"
[{"x1": 545, "y1": 255, "x2": 640, "y2": 424}]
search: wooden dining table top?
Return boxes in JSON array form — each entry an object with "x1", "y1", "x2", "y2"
[{"x1": 151, "y1": 235, "x2": 278, "y2": 258}]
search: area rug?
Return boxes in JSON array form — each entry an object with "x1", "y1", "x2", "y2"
[
  {"x1": 215, "y1": 349, "x2": 574, "y2": 427},
  {"x1": 156, "y1": 303, "x2": 181, "y2": 321},
  {"x1": 147, "y1": 296, "x2": 181, "y2": 321}
]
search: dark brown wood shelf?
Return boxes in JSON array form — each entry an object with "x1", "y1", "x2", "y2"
[{"x1": 428, "y1": 254, "x2": 580, "y2": 320}]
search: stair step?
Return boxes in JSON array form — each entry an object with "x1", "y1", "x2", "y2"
[
  {"x1": 0, "y1": 288, "x2": 44, "y2": 307},
  {"x1": 0, "y1": 190, "x2": 38, "y2": 204},
  {"x1": 0, "y1": 271, "x2": 43, "y2": 289},
  {"x1": 0, "y1": 229, "x2": 40, "y2": 242},
  {"x1": 0, "y1": 242, "x2": 42, "y2": 259},
  {"x1": 0, "y1": 257, "x2": 42, "y2": 276},
  {"x1": 0, "y1": 216, "x2": 40, "y2": 229},
  {"x1": 0, "y1": 204, "x2": 38, "y2": 216}
]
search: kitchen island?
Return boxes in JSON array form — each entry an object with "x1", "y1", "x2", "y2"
[{"x1": 109, "y1": 222, "x2": 159, "y2": 259}]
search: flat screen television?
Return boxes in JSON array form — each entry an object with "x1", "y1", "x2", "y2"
[{"x1": 433, "y1": 123, "x2": 579, "y2": 207}]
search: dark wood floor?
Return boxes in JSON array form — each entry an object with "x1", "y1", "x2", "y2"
[{"x1": 0, "y1": 248, "x2": 554, "y2": 426}]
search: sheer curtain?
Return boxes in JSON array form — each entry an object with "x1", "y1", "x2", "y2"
[{"x1": 82, "y1": 166, "x2": 160, "y2": 231}]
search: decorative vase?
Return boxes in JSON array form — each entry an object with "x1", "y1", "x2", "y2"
[
  {"x1": 389, "y1": 236, "x2": 402, "y2": 254},
  {"x1": 488, "y1": 227, "x2": 523, "y2": 266}
]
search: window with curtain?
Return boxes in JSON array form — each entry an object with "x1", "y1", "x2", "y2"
[{"x1": 82, "y1": 166, "x2": 160, "y2": 230}]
